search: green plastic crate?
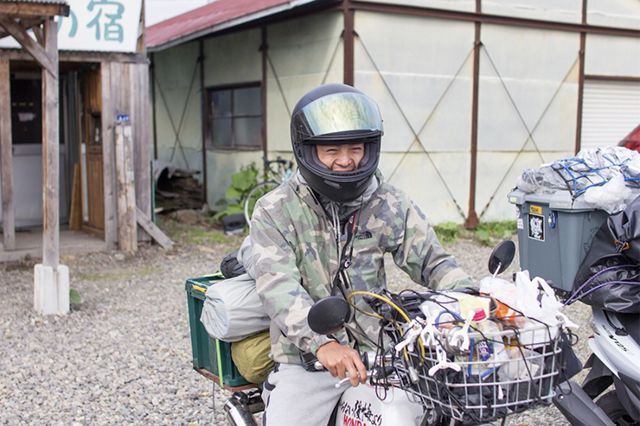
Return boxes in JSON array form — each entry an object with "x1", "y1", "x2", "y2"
[{"x1": 185, "y1": 274, "x2": 250, "y2": 388}]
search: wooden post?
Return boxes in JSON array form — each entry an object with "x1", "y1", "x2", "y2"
[
  {"x1": 115, "y1": 121, "x2": 137, "y2": 253},
  {"x1": 0, "y1": 57, "x2": 15, "y2": 250},
  {"x1": 42, "y1": 18, "x2": 59, "y2": 268},
  {"x1": 101, "y1": 62, "x2": 117, "y2": 249},
  {"x1": 131, "y1": 63, "x2": 151, "y2": 241}
]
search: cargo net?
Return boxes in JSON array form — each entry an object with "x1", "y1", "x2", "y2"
[
  {"x1": 517, "y1": 146, "x2": 640, "y2": 198},
  {"x1": 388, "y1": 323, "x2": 562, "y2": 425}
]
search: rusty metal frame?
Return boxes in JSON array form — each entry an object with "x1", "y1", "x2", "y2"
[
  {"x1": 357, "y1": 33, "x2": 474, "y2": 221},
  {"x1": 154, "y1": 56, "x2": 199, "y2": 169},
  {"x1": 478, "y1": 52, "x2": 581, "y2": 219},
  {"x1": 465, "y1": 0, "x2": 482, "y2": 228},
  {"x1": 261, "y1": 27, "x2": 268, "y2": 160},
  {"x1": 266, "y1": 32, "x2": 343, "y2": 117},
  {"x1": 350, "y1": 0, "x2": 640, "y2": 38},
  {"x1": 343, "y1": 0, "x2": 354, "y2": 85},
  {"x1": 199, "y1": 40, "x2": 207, "y2": 201},
  {"x1": 585, "y1": 75, "x2": 640, "y2": 83},
  {"x1": 575, "y1": 0, "x2": 587, "y2": 155}
]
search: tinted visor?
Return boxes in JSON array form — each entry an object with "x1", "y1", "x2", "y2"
[{"x1": 292, "y1": 92, "x2": 382, "y2": 143}]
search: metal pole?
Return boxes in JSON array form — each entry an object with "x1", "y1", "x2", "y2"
[
  {"x1": 199, "y1": 40, "x2": 207, "y2": 204},
  {"x1": 465, "y1": 0, "x2": 482, "y2": 229},
  {"x1": 575, "y1": 0, "x2": 587, "y2": 155},
  {"x1": 343, "y1": 0, "x2": 355, "y2": 86}
]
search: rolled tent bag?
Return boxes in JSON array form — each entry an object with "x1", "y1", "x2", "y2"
[{"x1": 200, "y1": 273, "x2": 270, "y2": 342}]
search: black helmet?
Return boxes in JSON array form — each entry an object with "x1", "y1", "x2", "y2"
[{"x1": 290, "y1": 84, "x2": 383, "y2": 203}]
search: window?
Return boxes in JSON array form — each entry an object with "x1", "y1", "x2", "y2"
[{"x1": 208, "y1": 84, "x2": 262, "y2": 149}]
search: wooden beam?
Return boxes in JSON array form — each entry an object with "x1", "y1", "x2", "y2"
[
  {"x1": 0, "y1": 16, "x2": 56, "y2": 76},
  {"x1": 0, "y1": 57, "x2": 15, "y2": 250},
  {"x1": 136, "y1": 207, "x2": 173, "y2": 250},
  {"x1": 32, "y1": 24, "x2": 44, "y2": 45},
  {"x1": 41, "y1": 18, "x2": 59, "y2": 267},
  {"x1": 0, "y1": 3, "x2": 69, "y2": 18},
  {"x1": 2, "y1": 49, "x2": 149, "y2": 65}
]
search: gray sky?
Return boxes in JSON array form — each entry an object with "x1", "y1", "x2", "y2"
[{"x1": 145, "y1": 0, "x2": 215, "y2": 26}]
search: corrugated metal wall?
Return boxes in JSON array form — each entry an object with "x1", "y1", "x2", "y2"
[{"x1": 150, "y1": 0, "x2": 640, "y2": 224}]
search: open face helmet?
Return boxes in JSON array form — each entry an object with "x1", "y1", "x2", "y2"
[{"x1": 290, "y1": 84, "x2": 383, "y2": 203}]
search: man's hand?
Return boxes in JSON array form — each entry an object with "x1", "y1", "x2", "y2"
[{"x1": 316, "y1": 341, "x2": 367, "y2": 387}]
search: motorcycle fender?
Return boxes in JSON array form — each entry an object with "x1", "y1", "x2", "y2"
[
  {"x1": 582, "y1": 355, "x2": 614, "y2": 399},
  {"x1": 335, "y1": 384, "x2": 423, "y2": 426},
  {"x1": 552, "y1": 380, "x2": 615, "y2": 426},
  {"x1": 614, "y1": 375, "x2": 640, "y2": 422},
  {"x1": 591, "y1": 310, "x2": 640, "y2": 383}
]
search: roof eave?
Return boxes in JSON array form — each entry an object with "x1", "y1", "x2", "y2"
[{"x1": 147, "y1": 0, "x2": 329, "y2": 53}]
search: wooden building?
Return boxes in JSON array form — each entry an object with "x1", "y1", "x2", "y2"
[{"x1": 0, "y1": 0, "x2": 154, "y2": 314}]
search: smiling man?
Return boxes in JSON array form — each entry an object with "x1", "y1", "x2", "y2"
[
  {"x1": 316, "y1": 143, "x2": 365, "y2": 172},
  {"x1": 246, "y1": 84, "x2": 473, "y2": 425}
]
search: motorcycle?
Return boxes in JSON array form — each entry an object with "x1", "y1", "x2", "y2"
[
  {"x1": 551, "y1": 197, "x2": 640, "y2": 426},
  {"x1": 225, "y1": 241, "x2": 576, "y2": 426}
]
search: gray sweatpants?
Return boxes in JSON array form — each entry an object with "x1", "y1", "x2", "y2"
[{"x1": 261, "y1": 364, "x2": 345, "y2": 426}]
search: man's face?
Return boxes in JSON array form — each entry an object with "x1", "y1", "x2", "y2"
[{"x1": 316, "y1": 143, "x2": 365, "y2": 172}]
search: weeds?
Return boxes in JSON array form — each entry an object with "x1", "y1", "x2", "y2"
[{"x1": 434, "y1": 220, "x2": 517, "y2": 246}]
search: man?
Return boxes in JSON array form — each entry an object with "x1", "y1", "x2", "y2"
[{"x1": 246, "y1": 84, "x2": 473, "y2": 425}]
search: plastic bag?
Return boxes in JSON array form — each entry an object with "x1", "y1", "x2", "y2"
[
  {"x1": 583, "y1": 172, "x2": 632, "y2": 214},
  {"x1": 200, "y1": 273, "x2": 270, "y2": 342}
]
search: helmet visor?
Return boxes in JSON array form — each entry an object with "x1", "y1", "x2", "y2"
[{"x1": 292, "y1": 92, "x2": 382, "y2": 142}]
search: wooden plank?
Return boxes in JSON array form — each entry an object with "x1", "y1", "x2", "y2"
[
  {"x1": 0, "y1": 16, "x2": 56, "y2": 76},
  {"x1": 3, "y1": 49, "x2": 149, "y2": 65},
  {"x1": 136, "y1": 207, "x2": 173, "y2": 250},
  {"x1": 100, "y1": 62, "x2": 117, "y2": 249},
  {"x1": 41, "y1": 18, "x2": 59, "y2": 268},
  {"x1": 68, "y1": 163, "x2": 82, "y2": 230},
  {"x1": 0, "y1": 3, "x2": 69, "y2": 17},
  {"x1": 0, "y1": 57, "x2": 15, "y2": 251},
  {"x1": 123, "y1": 124, "x2": 137, "y2": 251},
  {"x1": 114, "y1": 123, "x2": 137, "y2": 253},
  {"x1": 131, "y1": 63, "x2": 151, "y2": 241}
]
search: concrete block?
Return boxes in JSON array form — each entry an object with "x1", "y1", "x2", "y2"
[{"x1": 34, "y1": 264, "x2": 70, "y2": 315}]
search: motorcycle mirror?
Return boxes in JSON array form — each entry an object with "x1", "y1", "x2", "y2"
[
  {"x1": 488, "y1": 240, "x2": 516, "y2": 275},
  {"x1": 308, "y1": 296, "x2": 351, "y2": 335}
]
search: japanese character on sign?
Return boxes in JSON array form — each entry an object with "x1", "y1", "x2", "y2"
[
  {"x1": 87, "y1": 0, "x2": 125, "y2": 42},
  {"x1": 57, "y1": 10, "x2": 78, "y2": 37}
]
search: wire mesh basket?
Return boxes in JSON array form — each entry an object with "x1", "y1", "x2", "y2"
[{"x1": 390, "y1": 322, "x2": 563, "y2": 424}]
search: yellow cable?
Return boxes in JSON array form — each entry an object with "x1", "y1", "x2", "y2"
[
  {"x1": 348, "y1": 290, "x2": 427, "y2": 359},
  {"x1": 348, "y1": 291, "x2": 412, "y2": 323}
]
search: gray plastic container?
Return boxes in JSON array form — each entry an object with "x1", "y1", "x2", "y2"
[{"x1": 508, "y1": 189, "x2": 608, "y2": 293}]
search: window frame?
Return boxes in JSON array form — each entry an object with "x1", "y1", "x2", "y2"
[{"x1": 205, "y1": 82, "x2": 263, "y2": 151}]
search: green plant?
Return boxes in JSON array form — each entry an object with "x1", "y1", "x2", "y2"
[
  {"x1": 69, "y1": 288, "x2": 81, "y2": 306},
  {"x1": 434, "y1": 221, "x2": 460, "y2": 244},
  {"x1": 473, "y1": 221, "x2": 517, "y2": 246},
  {"x1": 213, "y1": 163, "x2": 259, "y2": 222}
]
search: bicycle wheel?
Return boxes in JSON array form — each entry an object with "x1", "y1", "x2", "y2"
[{"x1": 243, "y1": 180, "x2": 279, "y2": 227}]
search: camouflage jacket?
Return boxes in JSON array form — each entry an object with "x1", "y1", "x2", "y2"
[{"x1": 246, "y1": 172, "x2": 472, "y2": 365}]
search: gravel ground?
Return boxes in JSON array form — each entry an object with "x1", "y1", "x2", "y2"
[{"x1": 0, "y1": 221, "x2": 592, "y2": 426}]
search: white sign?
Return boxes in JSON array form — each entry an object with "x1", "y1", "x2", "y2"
[{"x1": 0, "y1": 0, "x2": 142, "y2": 53}]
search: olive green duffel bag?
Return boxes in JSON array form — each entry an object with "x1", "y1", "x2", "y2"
[{"x1": 230, "y1": 330, "x2": 274, "y2": 384}]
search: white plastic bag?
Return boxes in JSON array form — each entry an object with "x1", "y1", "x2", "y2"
[
  {"x1": 583, "y1": 172, "x2": 632, "y2": 214},
  {"x1": 481, "y1": 271, "x2": 577, "y2": 345}
]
